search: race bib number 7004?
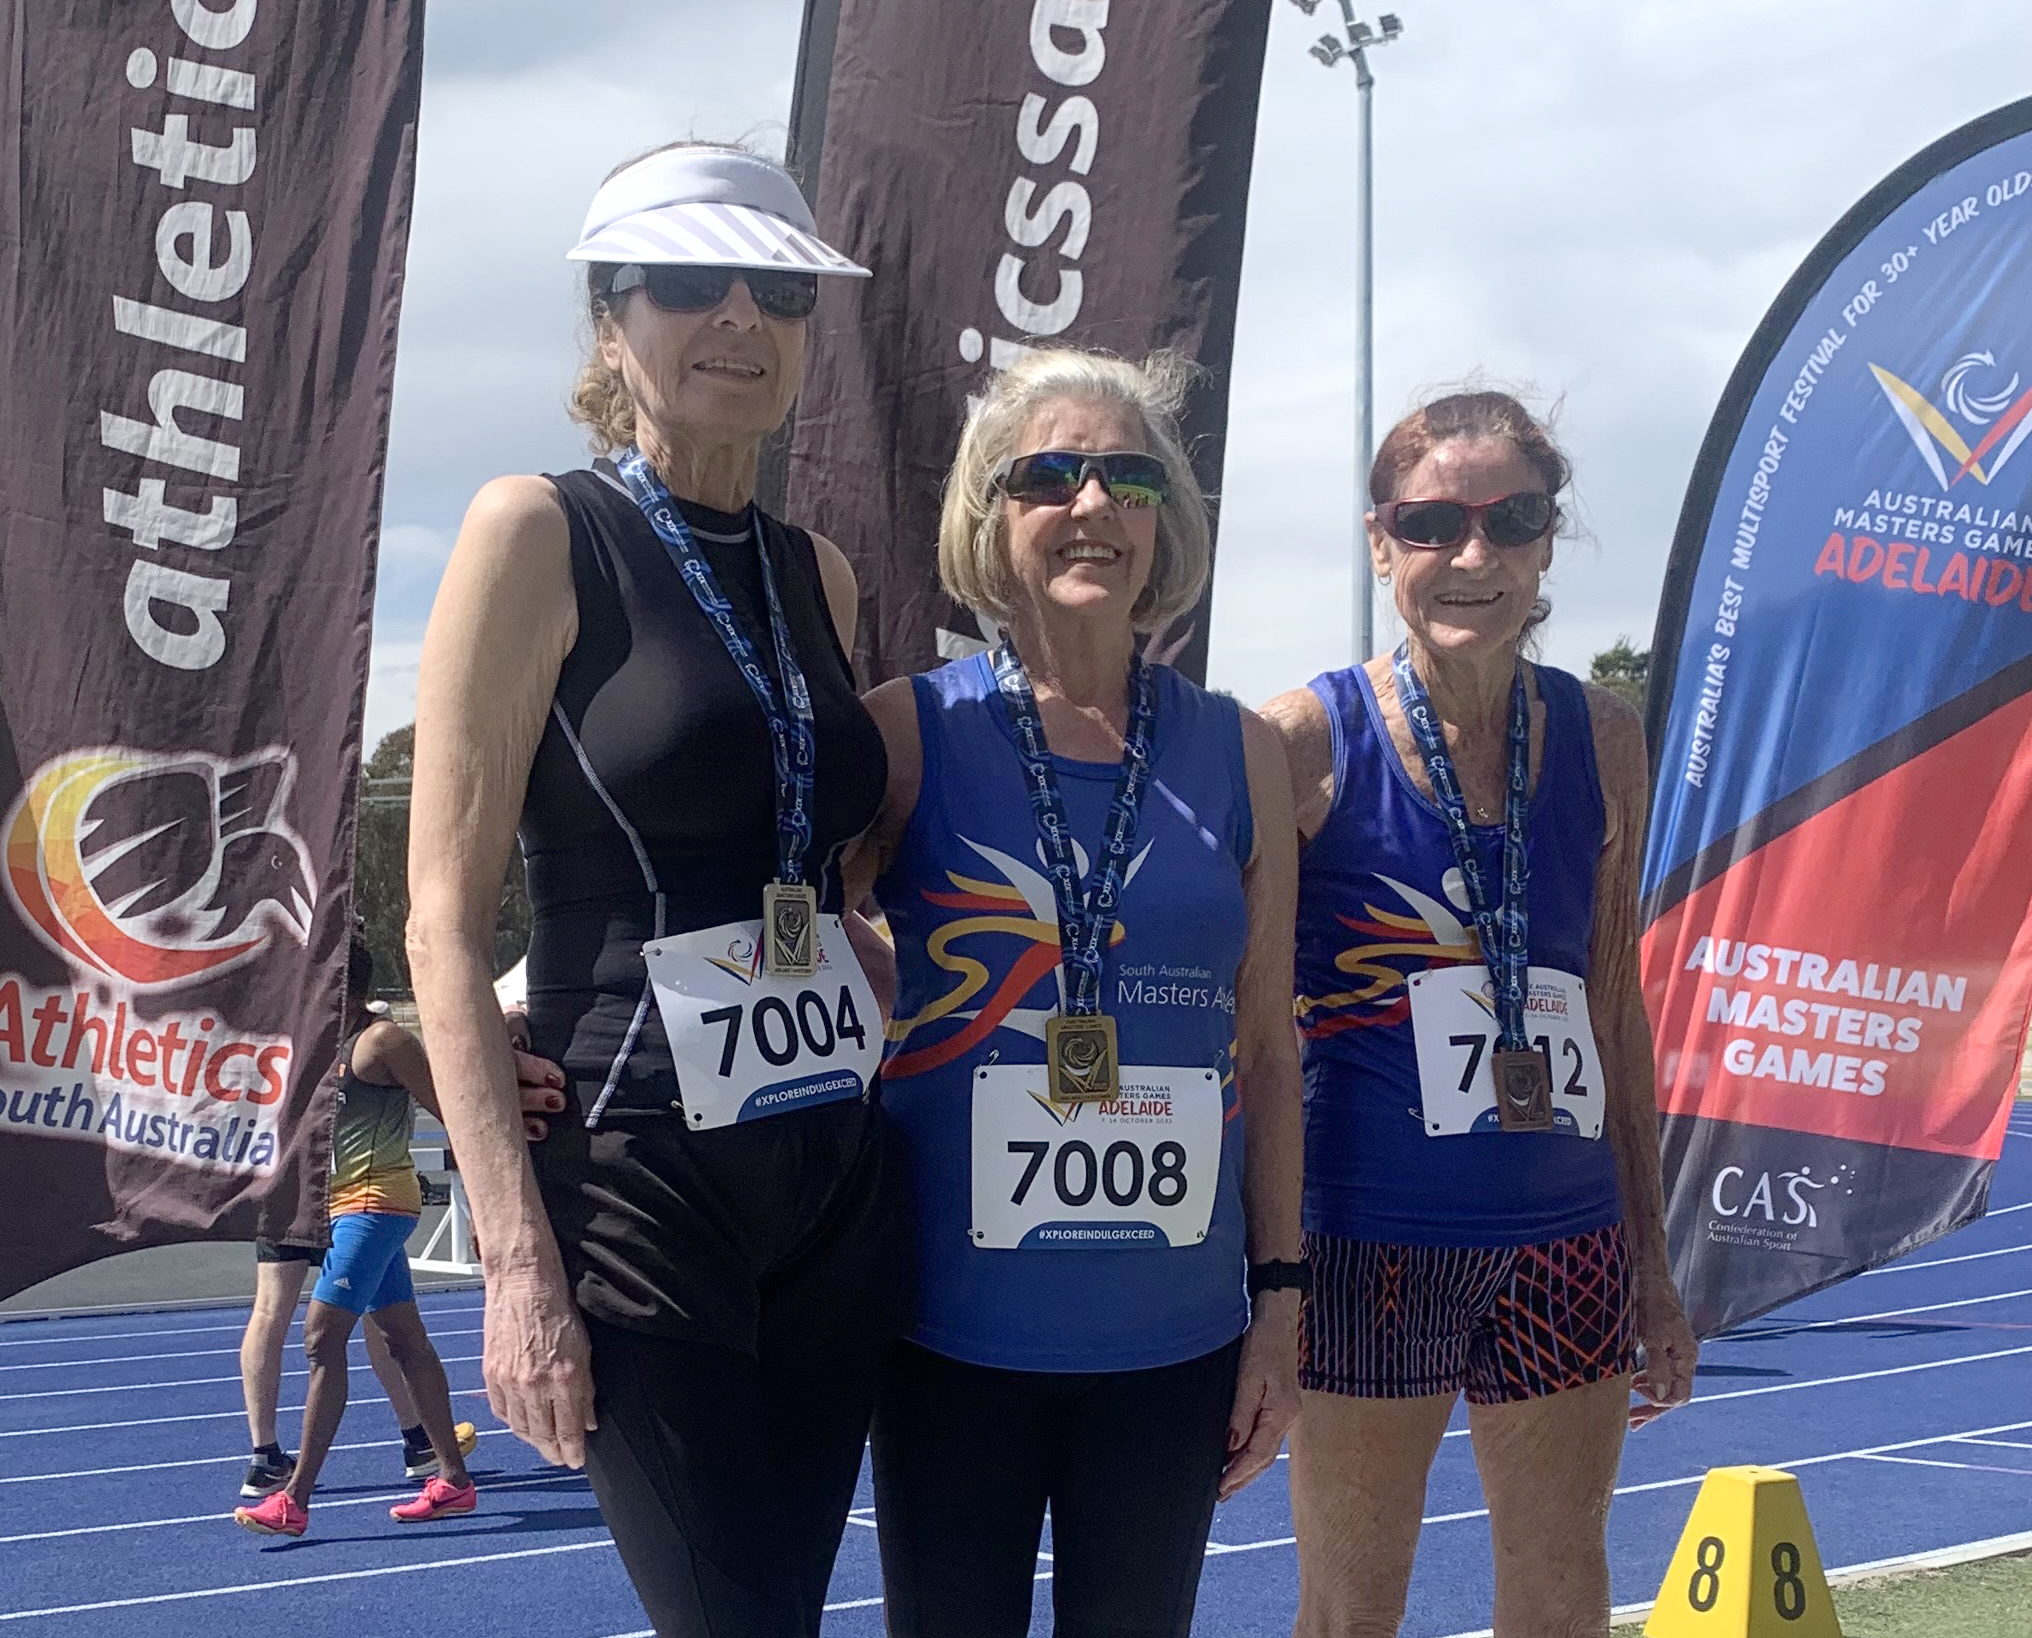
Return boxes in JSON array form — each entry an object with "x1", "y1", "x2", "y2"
[{"x1": 643, "y1": 916, "x2": 880, "y2": 1130}]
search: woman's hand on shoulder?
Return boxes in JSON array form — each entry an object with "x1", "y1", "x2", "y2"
[
  {"x1": 1259, "y1": 686, "x2": 1334, "y2": 844},
  {"x1": 807, "y1": 530, "x2": 860, "y2": 658}
]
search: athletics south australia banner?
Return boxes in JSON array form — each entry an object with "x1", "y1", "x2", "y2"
[
  {"x1": 0, "y1": 1, "x2": 423, "y2": 1300},
  {"x1": 1642, "y1": 98, "x2": 2032, "y2": 1337},
  {"x1": 783, "y1": 0, "x2": 1272, "y2": 685}
]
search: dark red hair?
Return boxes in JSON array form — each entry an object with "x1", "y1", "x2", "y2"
[{"x1": 1369, "y1": 390, "x2": 1570, "y2": 506}]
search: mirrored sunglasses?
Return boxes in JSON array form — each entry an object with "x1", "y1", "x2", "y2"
[{"x1": 995, "y1": 450, "x2": 1170, "y2": 510}]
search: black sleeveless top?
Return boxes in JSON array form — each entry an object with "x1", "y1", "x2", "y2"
[{"x1": 520, "y1": 463, "x2": 888, "y2": 1121}]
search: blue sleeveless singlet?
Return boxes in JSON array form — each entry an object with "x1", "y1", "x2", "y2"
[
  {"x1": 1296, "y1": 662, "x2": 1623, "y2": 1247},
  {"x1": 876, "y1": 653, "x2": 1253, "y2": 1372}
]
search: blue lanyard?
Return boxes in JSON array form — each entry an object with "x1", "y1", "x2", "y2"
[
  {"x1": 616, "y1": 448, "x2": 816, "y2": 890},
  {"x1": 1391, "y1": 643, "x2": 1532, "y2": 1051},
  {"x1": 991, "y1": 644, "x2": 1158, "y2": 1017}
]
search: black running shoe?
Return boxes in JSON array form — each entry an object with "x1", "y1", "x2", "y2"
[
  {"x1": 239, "y1": 1451, "x2": 296, "y2": 1499},
  {"x1": 403, "y1": 1420, "x2": 479, "y2": 1481}
]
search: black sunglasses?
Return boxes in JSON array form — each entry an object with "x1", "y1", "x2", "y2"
[
  {"x1": 994, "y1": 450, "x2": 1170, "y2": 510},
  {"x1": 1375, "y1": 491, "x2": 1558, "y2": 550},
  {"x1": 608, "y1": 263, "x2": 820, "y2": 322}
]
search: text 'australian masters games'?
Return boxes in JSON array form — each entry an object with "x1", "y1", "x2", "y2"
[
  {"x1": 0, "y1": 0, "x2": 424, "y2": 1297},
  {"x1": 1641, "y1": 97, "x2": 2032, "y2": 1335}
]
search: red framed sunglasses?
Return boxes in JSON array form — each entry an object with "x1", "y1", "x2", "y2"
[{"x1": 1375, "y1": 491, "x2": 1558, "y2": 550}]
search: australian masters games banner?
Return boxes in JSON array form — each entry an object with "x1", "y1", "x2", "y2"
[{"x1": 1642, "y1": 98, "x2": 2032, "y2": 1337}]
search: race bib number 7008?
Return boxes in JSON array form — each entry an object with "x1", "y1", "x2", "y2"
[
  {"x1": 969, "y1": 1064, "x2": 1223, "y2": 1250},
  {"x1": 643, "y1": 916, "x2": 880, "y2": 1130}
]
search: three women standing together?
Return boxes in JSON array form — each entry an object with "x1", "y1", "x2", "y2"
[{"x1": 408, "y1": 143, "x2": 1695, "y2": 1638}]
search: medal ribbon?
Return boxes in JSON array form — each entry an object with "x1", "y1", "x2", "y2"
[
  {"x1": 617, "y1": 448, "x2": 816, "y2": 889},
  {"x1": 1390, "y1": 642, "x2": 1532, "y2": 1052},
  {"x1": 991, "y1": 643, "x2": 1157, "y2": 1017}
]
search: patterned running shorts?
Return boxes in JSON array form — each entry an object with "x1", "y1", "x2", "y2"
[{"x1": 1300, "y1": 1222, "x2": 1638, "y2": 1404}]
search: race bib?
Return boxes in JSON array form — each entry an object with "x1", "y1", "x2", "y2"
[
  {"x1": 642, "y1": 917, "x2": 880, "y2": 1130},
  {"x1": 969, "y1": 1064, "x2": 1223, "y2": 1250},
  {"x1": 1407, "y1": 965, "x2": 1604, "y2": 1139}
]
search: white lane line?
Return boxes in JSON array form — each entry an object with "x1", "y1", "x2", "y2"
[
  {"x1": 1863, "y1": 1240, "x2": 2032, "y2": 1274},
  {"x1": 1858, "y1": 1452, "x2": 2032, "y2": 1478},
  {"x1": 0, "y1": 1426, "x2": 519, "y2": 1486},
  {"x1": 1684, "y1": 1343, "x2": 2032, "y2": 1405},
  {"x1": 818, "y1": 1416, "x2": 2032, "y2": 1626},
  {"x1": 1954, "y1": 1436, "x2": 2032, "y2": 1451},
  {"x1": 23, "y1": 1419, "x2": 2031, "y2": 1627},
  {"x1": 1728, "y1": 1286, "x2": 2032, "y2": 1338},
  {"x1": 0, "y1": 1470, "x2": 588, "y2": 1545},
  {"x1": 1421, "y1": 1341, "x2": 2032, "y2": 1440},
  {"x1": 0, "y1": 1303, "x2": 484, "y2": 1349},
  {"x1": 1, "y1": 1385, "x2": 489, "y2": 1440},
  {"x1": 1, "y1": 1353, "x2": 482, "y2": 1400},
  {"x1": 0, "y1": 1538, "x2": 616, "y2": 1622},
  {"x1": 0, "y1": 1328, "x2": 482, "y2": 1373}
]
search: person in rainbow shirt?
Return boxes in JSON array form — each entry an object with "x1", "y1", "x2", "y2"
[{"x1": 233, "y1": 936, "x2": 480, "y2": 1537}]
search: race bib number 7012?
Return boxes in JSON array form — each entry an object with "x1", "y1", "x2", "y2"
[{"x1": 1407, "y1": 965, "x2": 1604, "y2": 1139}]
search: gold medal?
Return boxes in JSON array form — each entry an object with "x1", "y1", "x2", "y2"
[
  {"x1": 761, "y1": 880, "x2": 820, "y2": 979},
  {"x1": 1045, "y1": 1013, "x2": 1119, "y2": 1105},
  {"x1": 1492, "y1": 1048, "x2": 1555, "y2": 1132}
]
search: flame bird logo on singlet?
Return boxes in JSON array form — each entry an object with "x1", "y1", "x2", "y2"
[
  {"x1": 4, "y1": 747, "x2": 316, "y2": 989},
  {"x1": 1297, "y1": 872, "x2": 1479, "y2": 1039},
  {"x1": 1870, "y1": 350, "x2": 2032, "y2": 491},
  {"x1": 883, "y1": 833, "x2": 1151, "y2": 1080}
]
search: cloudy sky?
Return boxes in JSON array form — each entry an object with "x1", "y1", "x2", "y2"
[{"x1": 364, "y1": 0, "x2": 2030, "y2": 748}]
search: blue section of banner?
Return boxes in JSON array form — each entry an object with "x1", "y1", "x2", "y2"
[{"x1": 1644, "y1": 129, "x2": 2032, "y2": 900}]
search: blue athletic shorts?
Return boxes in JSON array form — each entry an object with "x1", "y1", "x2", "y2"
[{"x1": 310, "y1": 1210, "x2": 418, "y2": 1316}]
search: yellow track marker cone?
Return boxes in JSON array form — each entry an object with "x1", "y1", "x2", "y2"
[{"x1": 1645, "y1": 1466, "x2": 1841, "y2": 1638}]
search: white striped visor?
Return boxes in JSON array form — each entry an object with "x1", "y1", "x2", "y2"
[{"x1": 566, "y1": 147, "x2": 869, "y2": 278}]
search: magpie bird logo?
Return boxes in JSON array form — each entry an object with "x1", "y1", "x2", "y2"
[
  {"x1": 1870, "y1": 350, "x2": 2032, "y2": 490},
  {"x1": 4, "y1": 747, "x2": 316, "y2": 989}
]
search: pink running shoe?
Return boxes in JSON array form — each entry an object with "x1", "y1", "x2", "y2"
[
  {"x1": 233, "y1": 1491, "x2": 307, "y2": 1537},
  {"x1": 390, "y1": 1474, "x2": 478, "y2": 1523}
]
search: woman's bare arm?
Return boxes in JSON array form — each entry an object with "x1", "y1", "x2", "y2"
[
  {"x1": 406, "y1": 474, "x2": 590, "y2": 1465},
  {"x1": 1583, "y1": 682, "x2": 1697, "y2": 1424},
  {"x1": 1260, "y1": 685, "x2": 1336, "y2": 843},
  {"x1": 355, "y1": 1020, "x2": 441, "y2": 1121},
  {"x1": 841, "y1": 676, "x2": 925, "y2": 911},
  {"x1": 1221, "y1": 708, "x2": 1305, "y2": 1499},
  {"x1": 808, "y1": 530, "x2": 859, "y2": 658}
]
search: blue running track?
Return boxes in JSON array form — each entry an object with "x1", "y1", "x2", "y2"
[{"x1": 4, "y1": 1108, "x2": 2030, "y2": 1637}]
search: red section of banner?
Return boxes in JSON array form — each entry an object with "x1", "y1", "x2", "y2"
[{"x1": 1643, "y1": 693, "x2": 2032, "y2": 1162}]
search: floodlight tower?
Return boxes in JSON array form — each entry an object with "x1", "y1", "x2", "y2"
[{"x1": 1290, "y1": 1, "x2": 1404, "y2": 663}]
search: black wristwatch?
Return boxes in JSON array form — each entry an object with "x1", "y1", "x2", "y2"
[{"x1": 1247, "y1": 1259, "x2": 1307, "y2": 1298}]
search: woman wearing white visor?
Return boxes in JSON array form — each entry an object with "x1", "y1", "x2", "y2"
[{"x1": 409, "y1": 144, "x2": 908, "y2": 1637}]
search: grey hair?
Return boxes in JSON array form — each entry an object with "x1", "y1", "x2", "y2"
[{"x1": 937, "y1": 346, "x2": 1212, "y2": 633}]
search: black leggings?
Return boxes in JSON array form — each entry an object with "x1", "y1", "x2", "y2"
[
  {"x1": 871, "y1": 1336, "x2": 1243, "y2": 1638},
  {"x1": 582, "y1": 1318, "x2": 885, "y2": 1638}
]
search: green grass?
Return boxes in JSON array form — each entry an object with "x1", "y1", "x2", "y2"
[{"x1": 1616, "y1": 1551, "x2": 2032, "y2": 1636}]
